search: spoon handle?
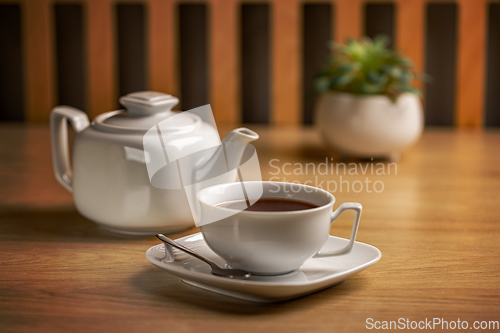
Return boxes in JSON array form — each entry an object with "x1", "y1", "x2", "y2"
[{"x1": 156, "y1": 234, "x2": 216, "y2": 269}]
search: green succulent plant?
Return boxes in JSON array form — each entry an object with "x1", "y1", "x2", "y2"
[{"x1": 314, "y1": 35, "x2": 423, "y2": 101}]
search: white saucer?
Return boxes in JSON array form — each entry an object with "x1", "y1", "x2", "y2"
[{"x1": 145, "y1": 233, "x2": 382, "y2": 303}]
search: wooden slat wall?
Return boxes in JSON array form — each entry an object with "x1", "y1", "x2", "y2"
[
  {"x1": 210, "y1": 0, "x2": 239, "y2": 125},
  {"x1": 395, "y1": 0, "x2": 424, "y2": 87},
  {"x1": 456, "y1": 0, "x2": 487, "y2": 127},
  {"x1": 23, "y1": 0, "x2": 54, "y2": 123},
  {"x1": 149, "y1": 0, "x2": 177, "y2": 97},
  {"x1": 1, "y1": 0, "x2": 497, "y2": 127},
  {"x1": 87, "y1": 0, "x2": 115, "y2": 119},
  {"x1": 271, "y1": 0, "x2": 301, "y2": 125},
  {"x1": 334, "y1": 0, "x2": 362, "y2": 43}
]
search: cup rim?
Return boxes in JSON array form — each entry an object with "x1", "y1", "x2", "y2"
[{"x1": 197, "y1": 181, "x2": 336, "y2": 215}]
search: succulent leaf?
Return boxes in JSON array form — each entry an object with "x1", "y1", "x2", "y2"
[{"x1": 314, "y1": 35, "x2": 426, "y2": 101}]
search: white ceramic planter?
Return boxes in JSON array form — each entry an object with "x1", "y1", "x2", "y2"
[{"x1": 314, "y1": 92, "x2": 423, "y2": 159}]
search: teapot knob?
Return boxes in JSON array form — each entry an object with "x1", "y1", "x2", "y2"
[{"x1": 119, "y1": 91, "x2": 179, "y2": 116}]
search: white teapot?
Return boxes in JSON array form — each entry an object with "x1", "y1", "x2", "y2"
[{"x1": 50, "y1": 91, "x2": 258, "y2": 235}]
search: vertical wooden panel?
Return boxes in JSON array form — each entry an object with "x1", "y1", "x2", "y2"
[
  {"x1": 241, "y1": 3, "x2": 270, "y2": 124},
  {"x1": 0, "y1": 4, "x2": 24, "y2": 121},
  {"x1": 54, "y1": 4, "x2": 85, "y2": 111},
  {"x1": 88, "y1": 0, "x2": 115, "y2": 118},
  {"x1": 330, "y1": 2, "x2": 336, "y2": 43},
  {"x1": 179, "y1": 4, "x2": 208, "y2": 111},
  {"x1": 116, "y1": 3, "x2": 147, "y2": 96},
  {"x1": 302, "y1": 3, "x2": 332, "y2": 124},
  {"x1": 334, "y1": 0, "x2": 362, "y2": 43},
  {"x1": 271, "y1": 0, "x2": 301, "y2": 126},
  {"x1": 425, "y1": 3, "x2": 457, "y2": 126},
  {"x1": 485, "y1": 3, "x2": 500, "y2": 127},
  {"x1": 23, "y1": 0, "x2": 53, "y2": 122},
  {"x1": 456, "y1": 0, "x2": 486, "y2": 128},
  {"x1": 395, "y1": 0, "x2": 424, "y2": 88},
  {"x1": 148, "y1": 0, "x2": 177, "y2": 96},
  {"x1": 364, "y1": 3, "x2": 395, "y2": 47},
  {"x1": 210, "y1": 0, "x2": 239, "y2": 125}
]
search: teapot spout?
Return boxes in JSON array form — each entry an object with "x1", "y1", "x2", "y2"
[
  {"x1": 219, "y1": 128, "x2": 259, "y2": 172},
  {"x1": 221, "y1": 127, "x2": 259, "y2": 145},
  {"x1": 186, "y1": 127, "x2": 259, "y2": 224},
  {"x1": 193, "y1": 127, "x2": 258, "y2": 183}
]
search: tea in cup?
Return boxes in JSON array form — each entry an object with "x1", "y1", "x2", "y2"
[{"x1": 197, "y1": 181, "x2": 362, "y2": 275}]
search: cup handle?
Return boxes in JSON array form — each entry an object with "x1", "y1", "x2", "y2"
[{"x1": 313, "y1": 202, "x2": 362, "y2": 258}]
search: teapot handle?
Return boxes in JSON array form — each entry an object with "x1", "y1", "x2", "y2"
[{"x1": 50, "y1": 106, "x2": 90, "y2": 192}]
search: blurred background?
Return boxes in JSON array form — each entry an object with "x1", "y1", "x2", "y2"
[{"x1": 0, "y1": 0, "x2": 498, "y2": 128}]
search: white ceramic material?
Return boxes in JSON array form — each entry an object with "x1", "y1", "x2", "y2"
[
  {"x1": 315, "y1": 92, "x2": 423, "y2": 158},
  {"x1": 50, "y1": 91, "x2": 258, "y2": 235},
  {"x1": 146, "y1": 233, "x2": 382, "y2": 303},
  {"x1": 197, "y1": 181, "x2": 362, "y2": 275}
]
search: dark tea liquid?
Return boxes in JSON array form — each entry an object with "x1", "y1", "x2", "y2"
[{"x1": 217, "y1": 198, "x2": 319, "y2": 212}]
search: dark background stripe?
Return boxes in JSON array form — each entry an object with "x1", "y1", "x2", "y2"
[
  {"x1": 486, "y1": 3, "x2": 500, "y2": 127},
  {"x1": 241, "y1": 4, "x2": 270, "y2": 124},
  {"x1": 0, "y1": 4, "x2": 24, "y2": 121},
  {"x1": 425, "y1": 3, "x2": 457, "y2": 126},
  {"x1": 364, "y1": 3, "x2": 395, "y2": 47},
  {"x1": 178, "y1": 4, "x2": 208, "y2": 111},
  {"x1": 302, "y1": 3, "x2": 332, "y2": 125},
  {"x1": 116, "y1": 4, "x2": 147, "y2": 98},
  {"x1": 54, "y1": 4, "x2": 86, "y2": 111}
]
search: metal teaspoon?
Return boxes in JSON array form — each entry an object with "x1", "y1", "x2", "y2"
[{"x1": 156, "y1": 234, "x2": 251, "y2": 279}]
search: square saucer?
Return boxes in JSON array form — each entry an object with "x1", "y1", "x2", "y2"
[{"x1": 145, "y1": 233, "x2": 381, "y2": 303}]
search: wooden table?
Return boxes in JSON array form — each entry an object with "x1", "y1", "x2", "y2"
[{"x1": 1, "y1": 124, "x2": 499, "y2": 332}]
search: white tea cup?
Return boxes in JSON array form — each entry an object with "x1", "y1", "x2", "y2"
[{"x1": 197, "y1": 181, "x2": 362, "y2": 275}]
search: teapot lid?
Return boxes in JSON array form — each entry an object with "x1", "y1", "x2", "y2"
[
  {"x1": 91, "y1": 91, "x2": 200, "y2": 134},
  {"x1": 119, "y1": 91, "x2": 179, "y2": 116}
]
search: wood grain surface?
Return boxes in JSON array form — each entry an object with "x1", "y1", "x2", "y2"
[{"x1": 0, "y1": 125, "x2": 499, "y2": 332}]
